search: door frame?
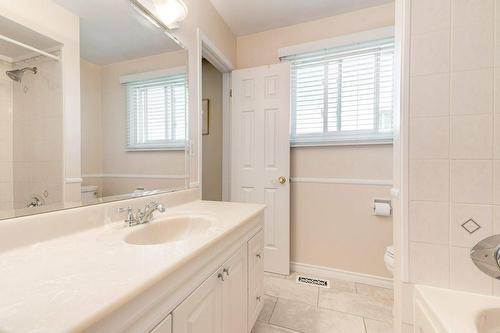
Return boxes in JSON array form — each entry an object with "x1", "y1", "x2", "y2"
[{"x1": 197, "y1": 29, "x2": 234, "y2": 200}]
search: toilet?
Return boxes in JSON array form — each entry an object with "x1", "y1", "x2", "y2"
[
  {"x1": 384, "y1": 245, "x2": 395, "y2": 275},
  {"x1": 81, "y1": 185, "x2": 98, "y2": 201}
]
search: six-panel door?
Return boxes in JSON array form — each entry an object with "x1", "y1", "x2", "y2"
[{"x1": 231, "y1": 64, "x2": 290, "y2": 275}]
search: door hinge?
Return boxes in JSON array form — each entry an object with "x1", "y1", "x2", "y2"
[{"x1": 229, "y1": 89, "x2": 232, "y2": 97}]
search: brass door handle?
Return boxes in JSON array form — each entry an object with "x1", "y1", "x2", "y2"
[{"x1": 278, "y1": 176, "x2": 287, "y2": 184}]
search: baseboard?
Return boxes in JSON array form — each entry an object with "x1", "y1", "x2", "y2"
[{"x1": 290, "y1": 261, "x2": 393, "y2": 289}]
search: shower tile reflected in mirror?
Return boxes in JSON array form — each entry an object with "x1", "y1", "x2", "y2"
[{"x1": 0, "y1": 15, "x2": 63, "y2": 217}]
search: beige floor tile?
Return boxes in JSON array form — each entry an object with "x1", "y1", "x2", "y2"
[
  {"x1": 258, "y1": 295, "x2": 277, "y2": 322},
  {"x1": 364, "y1": 318, "x2": 393, "y2": 333},
  {"x1": 251, "y1": 322, "x2": 300, "y2": 333},
  {"x1": 356, "y1": 283, "x2": 394, "y2": 301},
  {"x1": 269, "y1": 298, "x2": 365, "y2": 333},
  {"x1": 331, "y1": 279, "x2": 356, "y2": 292},
  {"x1": 319, "y1": 288, "x2": 393, "y2": 323},
  {"x1": 264, "y1": 274, "x2": 319, "y2": 306}
]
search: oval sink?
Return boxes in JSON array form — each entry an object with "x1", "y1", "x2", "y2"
[
  {"x1": 124, "y1": 215, "x2": 215, "y2": 245},
  {"x1": 477, "y1": 308, "x2": 500, "y2": 333}
]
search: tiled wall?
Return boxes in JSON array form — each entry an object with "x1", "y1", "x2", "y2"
[
  {"x1": 408, "y1": 0, "x2": 500, "y2": 296},
  {"x1": 12, "y1": 56, "x2": 63, "y2": 208},
  {"x1": 0, "y1": 61, "x2": 13, "y2": 209}
]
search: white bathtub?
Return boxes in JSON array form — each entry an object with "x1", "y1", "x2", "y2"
[{"x1": 414, "y1": 285, "x2": 500, "y2": 333}]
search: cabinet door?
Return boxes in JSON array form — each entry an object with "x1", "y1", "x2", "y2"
[
  {"x1": 221, "y1": 245, "x2": 248, "y2": 333},
  {"x1": 172, "y1": 270, "x2": 223, "y2": 333},
  {"x1": 248, "y1": 230, "x2": 264, "y2": 330},
  {"x1": 151, "y1": 314, "x2": 172, "y2": 333}
]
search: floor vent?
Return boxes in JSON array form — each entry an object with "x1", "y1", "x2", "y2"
[{"x1": 295, "y1": 275, "x2": 330, "y2": 288}]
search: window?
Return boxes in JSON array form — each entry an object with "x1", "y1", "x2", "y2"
[
  {"x1": 284, "y1": 37, "x2": 394, "y2": 145},
  {"x1": 125, "y1": 73, "x2": 187, "y2": 150}
]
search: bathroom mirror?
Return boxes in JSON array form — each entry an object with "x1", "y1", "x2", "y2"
[{"x1": 0, "y1": 1, "x2": 188, "y2": 220}]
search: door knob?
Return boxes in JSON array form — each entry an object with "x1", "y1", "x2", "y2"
[{"x1": 278, "y1": 176, "x2": 287, "y2": 184}]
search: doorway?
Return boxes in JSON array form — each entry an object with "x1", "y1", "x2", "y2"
[{"x1": 201, "y1": 58, "x2": 223, "y2": 201}]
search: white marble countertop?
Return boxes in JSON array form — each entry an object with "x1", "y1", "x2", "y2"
[
  {"x1": 415, "y1": 285, "x2": 500, "y2": 333},
  {"x1": 0, "y1": 200, "x2": 265, "y2": 333}
]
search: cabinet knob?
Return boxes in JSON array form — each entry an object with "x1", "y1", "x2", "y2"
[
  {"x1": 217, "y1": 273, "x2": 225, "y2": 282},
  {"x1": 256, "y1": 253, "x2": 261, "y2": 259},
  {"x1": 278, "y1": 176, "x2": 287, "y2": 184},
  {"x1": 223, "y1": 268, "x2": 230, "y2": 277},
  {"x1": 256, "y1": 296, "x2": 261, "y2": 302}
]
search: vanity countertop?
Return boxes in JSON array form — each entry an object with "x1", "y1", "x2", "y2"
[{"x1": 0, "y1": 200, "x2": 265, "y2": 333}]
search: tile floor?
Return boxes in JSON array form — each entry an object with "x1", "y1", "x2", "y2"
[{"x1": 252, "y1": 272, "x2": 393, "y2": 333}]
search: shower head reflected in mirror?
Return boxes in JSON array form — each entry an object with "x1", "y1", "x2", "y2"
[{"x1": 5, "y1": 67, "x2": 37, "y2": 82}]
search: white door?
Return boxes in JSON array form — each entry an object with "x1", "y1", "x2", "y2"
[
  {"x1": 231, "y1": 63, "x2": 290, "y2": 275},
  {"x1": 172, "y1": 270, "x2": 223, "y2": 333}
]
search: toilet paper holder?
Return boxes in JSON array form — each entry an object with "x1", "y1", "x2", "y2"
[{"x1": 373, "y1": 199, "x2": 392, "y2": 216}]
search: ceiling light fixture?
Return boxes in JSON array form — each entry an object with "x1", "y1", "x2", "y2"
[
  {"x1": 130, "y1": 0, "x2": 188, "y2": 30},
  {"x1": 152, "y1": 0, "x2": 188, "y2": 29}
]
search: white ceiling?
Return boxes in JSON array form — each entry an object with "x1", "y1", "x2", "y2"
[
  {"x1": 54, "y1": 0, "x2": 182, "y2": 65},
  {"x1": 209, "y1": 0, "x2": 393, "y2": 36}
]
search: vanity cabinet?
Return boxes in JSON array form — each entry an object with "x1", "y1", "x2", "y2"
[
  {"x1": 172, "y1": 229, "x2": 263, "y2": 333},
  {"x1": 151, "y1": 315, "x2": 172, "y2": 333},
  {"x1": 247, "y1": 230, "x2": 264, "y2": 329}
]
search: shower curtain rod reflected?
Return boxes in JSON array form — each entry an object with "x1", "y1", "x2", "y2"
[{"x1": 0, "y1": 34, "x2": 60, "y2": 61}]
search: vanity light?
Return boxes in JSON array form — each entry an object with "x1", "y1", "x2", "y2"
[
  {"x1": 152, "y1": 0, "x2": 188, "y2": 29},
  {"x1": 131, "y1": 0, "x2": 188, "y2": 30}
]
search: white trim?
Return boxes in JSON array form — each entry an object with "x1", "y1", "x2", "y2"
[
  {"x1": 65, "y1": 177, "x2": 83, "y2": 184},
  {"x1": 119, "y1": 66, "x2": 187, "y2": 84},
  {"x1": 278, "y1": 26, "x2": 395, "y2": 58},
  {"x1": 198, "y1": 29, "x2": 235, "y2": 196},
  {"x1": 0, "y1": 34, "x2": 60, "y2": 61},
  {"x1": 394, "y1": 0, "x2": 411, "y2": 283},
  {"x1": 290, "y1": 262, "x2": 393, "y2": 289},
  {"x1": 291, "y1": 177, "x2": 393, "y2": 186},
  {"x1": 222, "y1": 72, "x2": 231, "y2": 201},
  {"x1": 291, "y1": 139, "x2": 393, "y2": 148},
  {"x1": 82, "y1": 173, "x2": 188, "y2": 179},
  {"x1": 199, "y1": 31, "x2": 234, "y2": 73}
]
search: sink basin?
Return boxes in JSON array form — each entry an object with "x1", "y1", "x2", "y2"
[
  {"x1": 124, "y1": 215, "x2": 216, "y2": 245},
  {"x1": 477, "y1": 309, "x2": 500, "y2": 333}
]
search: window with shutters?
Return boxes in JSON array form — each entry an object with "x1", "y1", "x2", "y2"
[
  {"x1": 283, "y1": 37, "x2": 394, "y2": 145},
  {"x1": 125, "y1": 74, "x2": 187, "y2": 150}
]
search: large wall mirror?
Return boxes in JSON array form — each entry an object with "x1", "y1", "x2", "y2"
[{"x1": 0, "y1": 0, "x2": 188, "y2": 220}]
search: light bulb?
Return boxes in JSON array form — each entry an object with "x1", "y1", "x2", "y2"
[{"x1": 152, "y1": 0, "x2": 188, "y2": 29}]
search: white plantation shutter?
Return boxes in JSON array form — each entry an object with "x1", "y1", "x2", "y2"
[
  {"x1": 284, "y1": 37, "x2": 394, "y2": 145},
  {"x1": 125, "y1": 74, "x2": 187, "y2": 150}
]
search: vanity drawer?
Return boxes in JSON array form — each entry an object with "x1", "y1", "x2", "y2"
[{"x1": 247, "y1": 230, "x2": 264, "y2": 330}]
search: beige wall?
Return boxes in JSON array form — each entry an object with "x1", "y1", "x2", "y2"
[
  {"x1": 406, "y1": 0, "x2": 500, "y2": 298},
  {"x1": 236, "y1": 3, "x2": 395, "y2": 277},
  {"x1": 237, "y1": 3, "x2": 395, "y2": 69},
  {"x1": 80, "y1": 59, "x2": 102, "y2": 176},
  {"x1": 201, "y1": 59, "x2": 223, "y2": 201},
  {"x1": 80, "y1": 50, "x2": 188, "y2": 196},
  {"x1": 0, "y1": 61, "x2": 13, "y2": 210}
]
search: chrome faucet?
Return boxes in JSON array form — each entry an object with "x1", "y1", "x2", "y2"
[
  {"x1": 118, "y1": 201, "x2": 166, "y2": 227},
  {"x1": 471, "y1": 235, "x2": 500, "y2": 279}
]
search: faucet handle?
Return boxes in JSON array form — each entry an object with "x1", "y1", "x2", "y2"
[
  {"x1": 118, "y1": 207, "x2": 131, "y2": 213},
  {"x1": 118, "y1": 207, "x2": 136, "y2": 225}
]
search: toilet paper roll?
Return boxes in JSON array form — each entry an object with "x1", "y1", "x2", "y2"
[{"x1": 374, "y1": 202, "x2": 391, "y2": 216}]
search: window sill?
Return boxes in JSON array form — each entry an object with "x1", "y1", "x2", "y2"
[
  {"x1": 290, "y1": 139, "x2": 393, "y2": 148},
  {"x1": 126, "y1": 147, "x2": 186, "y2": 152}
]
